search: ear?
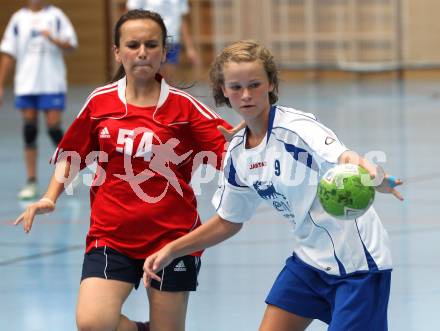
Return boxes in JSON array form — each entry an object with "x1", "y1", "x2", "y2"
[
  {"x1": 221, "y1": 85, "x2": 228, "y2": 97},
  {"x1": 161, "y1": 48, "x2": 167, "y2": 64},
  {"x1": 268, "y1": 82, "x2": 275, "y2": 93},
  {"x1": 113, "y1": 45, "x2": 121, "y2": 64}
]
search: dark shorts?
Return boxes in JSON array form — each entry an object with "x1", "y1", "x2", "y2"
[
  {"x1": 266, "y1": 255, "x2": 391, "y2": 331},
  {"x1": 15, "y1": 93, "x2": 65, "y2": 111},
  {"x1": 81, "y1": 246, "x2": 201, "y2": 291}
]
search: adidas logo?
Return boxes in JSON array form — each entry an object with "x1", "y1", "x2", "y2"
[
  {"x1": 174, "y1": 260, "x2": 186, "y2": 272},
  {"x1": 99, "y1": 127, "x2": 110, "y2": 138}
]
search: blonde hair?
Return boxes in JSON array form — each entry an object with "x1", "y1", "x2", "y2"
[{"x1": 209, "y1": 40, "x2": 279, "y2": 107}]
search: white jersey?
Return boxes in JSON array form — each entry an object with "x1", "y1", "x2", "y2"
[
  {"x1": 213, "y1": 105, "x2": 392, "y2": 276},
  {"x1": 126, "y1": 0, "x2": 189, "y2": 43},
  {"x1": 0, "y1": 6, "x2": 78, "y2": 96}
]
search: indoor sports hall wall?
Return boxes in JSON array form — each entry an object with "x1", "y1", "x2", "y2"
[
  {"x1": 1, "y1": 0, "x2": 440, "y2": 84},
  {"x1": 188, "y1": 0, "x2": 440, "y2": 77},
  {"x1": 0, "y1": 0, "x2": 109, "y2": 85}
]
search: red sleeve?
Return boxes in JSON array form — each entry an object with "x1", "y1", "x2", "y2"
[
  {"x1": 187, "y1": 99, "x2": 232, "y2": 170},
  {"x1": 50, "y1": 102, "x2": 97, "y2": 170}
]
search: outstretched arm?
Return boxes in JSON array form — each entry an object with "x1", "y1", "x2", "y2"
[
  {"x1": 180, "y1": 15, "x2": 200, "y2": 67},
  {"x1": 14, "y1": 159, "x2": 78, "y2": 233},
  {"x1": 338, "y1": 150, "x2": 403, "y2": 201},
  {"x1": 0, "y1": 53, "x2": 15, "y2": 107},
  {"x1": 143, "y1": 214, "x2": 242, "y2": 287}
]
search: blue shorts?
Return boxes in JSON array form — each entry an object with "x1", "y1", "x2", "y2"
[
  {"x1": 166, "y1": 43, "x2": 181, "y2": 64},
  {"x1": 266, "y1": 255, "x2": 391, "y2": 331},
  {"x1": 15, "y1": 93, "x2": 66, "y2": 111}
]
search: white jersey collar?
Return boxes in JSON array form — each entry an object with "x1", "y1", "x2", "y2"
[{"x1": 117, "y1": 74, "x2": 170, "y2": 109}]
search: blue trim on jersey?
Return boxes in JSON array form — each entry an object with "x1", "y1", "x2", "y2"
[
  {"x1": 283, "y1": 142, "x2": 316, "y2": 170},
  {"x1": 334, "y1": 252, "x2": 347, "y2": 276},
  {"x1": 225, "y1": 157, "x2": 247, "y2": 188},
  {"x1": 271, "y1": 126, "x2": 319, "y2": 171},
  {"x1": 215, "y1": 184, "x2": 226, "y2": 214},
  {"x1": 293, "y1": 251, "x2": 390, "y2": 278},
  {"x1": 273, "y1": 106, "x2": 346, "y2": 159},
  {"x1": 308, "y1": 212, "x2": 346, "y2": 276},
  {"x1": 363, "y1": 245, "x2": 379, "y2": 272},
  {"x1": 355, "y1": 219, "x2": 379, "y2": 272},
  {"x1": 56, "y1": 17, "x2": 61, "y2": 33},
  {"x1": 267, "y1": 105, "x2": 276, "y2": 143},
  {"x1": 13, "y1": 24, "x2": 18, "y2": 36},
  {"x1": 229, "y1": 134, "x2": 246, "y2": 152},
  {"x1": 216, "y1": 134, "x2": 248, "y2": 214},
  {"x1": 223, "y1": 134, "x2": 247, "y2": 188}
]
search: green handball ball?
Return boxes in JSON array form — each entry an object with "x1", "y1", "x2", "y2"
[{"x1": 318, "y1": 164, "x2": 375, "y2": 220}]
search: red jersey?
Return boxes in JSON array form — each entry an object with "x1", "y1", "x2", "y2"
[{"x1": 51, "y1": 76, "x2": 230, "y2": 259}]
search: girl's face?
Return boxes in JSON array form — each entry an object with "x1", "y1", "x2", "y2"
[
  {"x1": 221, "y1": 60, "x2": 273, "y2": 121},
  {"x1": 28, "y1": 0, "x2": 44, "y2": 8},
  {"x1": 114, "y1": 19, "x2": 166, "y2": 82}
]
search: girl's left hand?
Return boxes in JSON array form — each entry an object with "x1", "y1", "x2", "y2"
[
  {"x1": 373, "y1": 165, "x2": 404, "y2": 201},
  {"x1": 339, "y1": 152, "x2": 404, "y2": 201}
]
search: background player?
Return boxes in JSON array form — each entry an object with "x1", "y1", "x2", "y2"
[
  {"x1": 15, "y1": 10, "x2": 230, "y2": 331},
  {"x1": 126, "y1": 0, "x2": 200, "y2": 82},
  {"x1": 143, "y1": 40, "x2": 404, "y2": 331},
  {"x1": 0, "y1": 0, "x2": 77, "y2": 199}
]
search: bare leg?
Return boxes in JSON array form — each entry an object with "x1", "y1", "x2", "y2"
[
  {"x1": 44, "y1": 109, "x2": 62, "y2": 129},
  {"x1": 259, "y1": 304, "x2": 313, "y2": 331},
  {"x1": 76, "y1": 277, "x2": 139, "y2": 331},
  {"x1": 44, "y1": 109, "x2": 63, "y2": 146},
  {"x1": 24, "y1": 148, "x2": 37, "y2": 180},
  {"x1": 118, "y1": 315, "x2": 141, "y2": 331},
  {"x1": 21, "y1": 109, "x2": 38, "y2": 181},
  {"x1": 147, "y1": 287, "x2": 189, "y2": 331}
]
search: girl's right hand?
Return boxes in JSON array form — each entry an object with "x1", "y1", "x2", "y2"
[
  {"x1": 143, "y1": 246, "x2": 175, "y2": 288},
  {"x1": 217, "y1": 121, "x2": 246, "y2": 142},
  {"x1": 14, "y1": 198, "x2": 55, "y2": 233}
]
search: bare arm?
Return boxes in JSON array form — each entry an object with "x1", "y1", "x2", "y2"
[
  {"x1": 166, "y1": 214, "x2": 242, "y2": 258},
  {"x1": 143, "y1": 214, "x2": 242, "y2": 286},
  {"x1": 0, "y1": 53, "x2": 15, "y2": 107},
  {"x1": 338, "y1": 150, "x2": 403, "y2": 200},
  {"x1": 15, "y1": 159, "x2": 78, "y2": 233},
  {"x1": 180, "y1": 15, "x2": 199, "y2": 66}
]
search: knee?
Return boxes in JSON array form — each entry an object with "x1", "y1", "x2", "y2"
[
  {"x1": 76, "y1": 312, "x2": 94, "y2": 331},
  {"x1": 23, "y1": 121, "x2": 38, "y2": 149},
  {"x1": 76, "y1": 317, "x2": 102, "y2": 331},
  {"x1": 76, "y1": 311, "x2": 118, "y2": 331},
  {"x1": 47, "y1": 125, "x2": 63, "y2": 145}
]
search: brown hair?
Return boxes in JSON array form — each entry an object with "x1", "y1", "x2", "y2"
[
  {"x1": 111, "y1": 10, "x2": 167, "y2": 82},
  {"x1": 209, "y1": 40, "x2": 279, "y2": 107}
]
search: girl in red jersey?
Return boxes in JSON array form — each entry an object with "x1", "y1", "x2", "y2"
[{"x1": 15, "y1": 10, "x2": 231, "y2": 331}]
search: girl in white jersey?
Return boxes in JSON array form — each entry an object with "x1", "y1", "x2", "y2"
[
  {"x1": 143, "y1": 40, "x2": 404, "y2": 331},
  {"x1": 0, "y1": 0, "x2": 77, "y2": 200}
]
